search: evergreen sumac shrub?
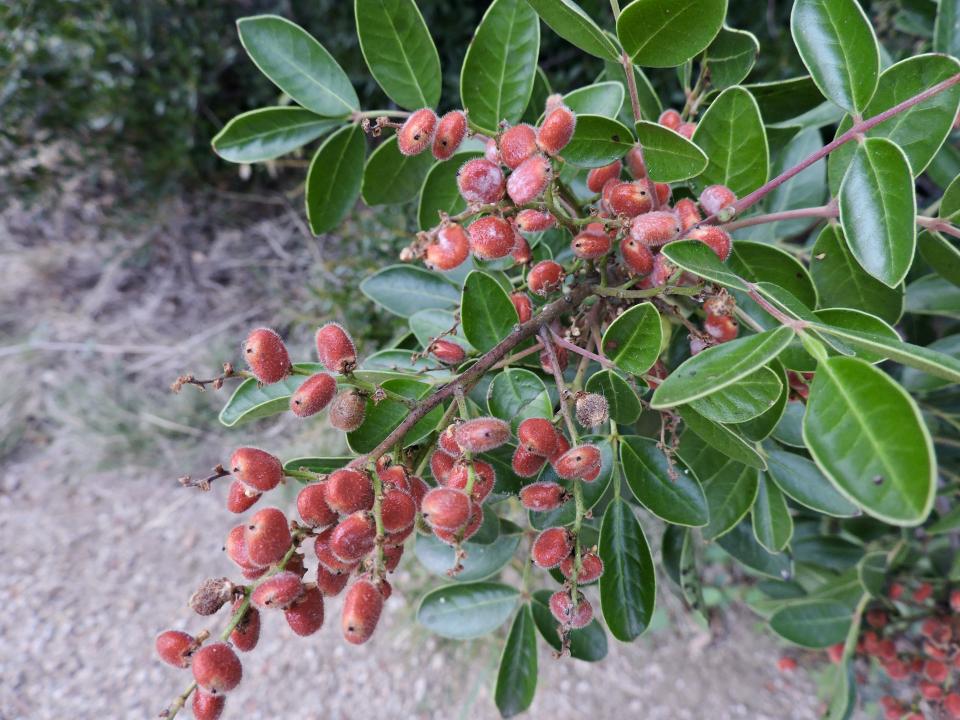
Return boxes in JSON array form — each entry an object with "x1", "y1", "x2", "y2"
[{"x1": 157, "y1": 1, "x2": 960, "y2": 718}]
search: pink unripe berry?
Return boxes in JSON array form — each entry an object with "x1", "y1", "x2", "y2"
[
  {"x1": 510, "y1": 292, "x2": 533, "y2": 323},
  {"x1": 454, "y1": 416, "x2": 511, "y2": 453},
  {"x1": 621, "y1": 238, "x2": 655, "y2": 276},
  {"x1": 507, "y1": 154, "x2": 551, "y2": 204},
  {"x1": 658, "y1": 109, "x2": 682, "y2": 131},
  {"x1": 515, "y1": 209, "x2": 556, "y2": 232},
  {"x1": 433, "y1": 503, "x2": 484, "y2": 545},
  {"x1": 630, "y1": 211, "x2": 681, "y2": 247},
  {"x1": 484, "y1": 137, "x2": 500, "y2": 163},
  {"x1": 430, "y1": 339, "x2": 466, "y2": 365},
  {"x1": 251, "y1": 571, "x2": 304, "y2": 610},
  {"x1": 191, "y1": 642, "x2": 242, "y2": 695},
  {"x1": 699, "y1": 184, "x2": 737, "y2": 216},
  {"x1": 606, "y1": 181, "x2": 651, "y2": 217},
  {"x1": 560, "y1": 551, "x2": 604, "y2": 583},
  {"x1": 315, "y1": 322, "x2": 357, "y2": 374},
  {"x1": 512, "y1": 445, "x2": 547, "y2": 477},
  {"x1": 649, "y1": 252, "x2": 677, "y2": 286},
  {"x1": 290, "y1": 372, "x2": 337, "y2": 417},
  {"x1": 329, "y1": 512, "x2": 377, "y2": 562},
  {"x1": 229, "y1": 599, "x2": 260, "y2": 652},
  {"x1": 444, "y1": 459, "x2": 496, "y2": 504},
  {"x1": 554, "y1": 444, "x2": 602, "y2": 479},
  {"x1": 380, "y1": 488, "x2": 417, "y2": 532},
  {"x1": 155, "y1": 630, "x2": 195, "y2": 668},
  {"x1": 230, "y1": 447, "x2": 283, "y2": 493},
  {"x1": 517, "y1": 417, "x2": 559, "y2": 456},
  {"x1": 571, "y1": 227, "x2": 612, "y2": 259},
  {"x1": 531, "y1": 527, "x2": 573, "y2": 568},
  {"x1": 245, "y1": 507, "x2": 291, "y2": 566},
  {"x1": 512, "y1": 232, "x2": 532, "y2": 264},
  {"x1": 430, "y1": 449, "x2": 455, "y2": 484},
  {"x1": 468, "y1": 215, "x2": 514, "y2": 259},
  {"x1": 326, "y1": 468, "x2": 374, "y2": 514},
  {"x1": 342, "y1": 578, "x2": 384, "y2": 645},
  {"x1": 296, "y1": 483, "x2": 338, "y2": 528},
  {"x1": 316, "y1": 564, "x2": 350, "y2": 597},
  {"x1": 438, "y1": 426, "x2": 462, "y2": 456},
  {"x1": 314, "y1": 527, "x2": 360, "y2": 574},
  {"x1": 226, "y1": 480, "x2": 260, "y2": 514},
  {"x1": 457, "y1": 158, "x2": 505, "y2": 203},
  {"x1": 192, "y1": 691, "x2": 226, "y2": 720},
  {"x1": 678, "y1": 122, "x2": 696, "y2": 139},
  {"x1": 432, "y1": 110, "x2": 467, "y2": 160},
  {"x1": 397, "y1": 108, "x2": 438, "y2": 156},
  {"x1": 242, "y1": 328, "x2": 291, "y2": 384},
  {"x1": 499, "y1": 124, "x2": 538, "y2": 169},
  {"x1": 586, "y1": 160, "x2": 622, "y2": 193},
  {"x1": 284, "y1": 586, "x2": 325, "y2": 636},
  {"x1": 519, "y1": 481, "x2": 567, "y2": 511},
  {"x1": 425, "y1": 223, "x2": 470, "y2": 271},
  {"x1": 549, "y1": 590, "x2": 593, "y2": 628},
  {"x1": 527, "y1": 260, "x2": 565, "y2": 296},
  {"x1": 328, "y1": 389, "x2": 366, "y2": 431},
  {"x1": 421, "y1": 487, "x2": 472, "y2": 530},
  {"x1": 687, "y1": 225, "x2": 732, "y2": 261},
  {"x1": 945, "y1": 693, "x2": 960, "y2": 718},
  {"x1": 674, "y1": 197, "x2": 702, "y2": 231},
  {"x1": 537, "y1": 104, "x2": 576, "y2": 155}
]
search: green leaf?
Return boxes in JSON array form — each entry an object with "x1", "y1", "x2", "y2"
[
  {"x1": 662, "y1": 526, "x2": 708, "y2": 612},
  {"x1": 585, "y1": 369, "x2": 642, "y2": 424},
  {"x1": 417, "y1": 581, "x2": 520, "y2": 639},
  {"x1": 361, "y1": 135, "x2": 435, "y2": 206},
  {"x1": 744, "y1": 75, "x2": 827, "y2": 124},
  {"x1": 305, "y1": 124, "x2": 366, "y2": 234},
  {"x1": 735, "y1": 360, "x2": 789, "y2": 442},
  {"x1": 563, "y1": 114, "x2": 634, "y2": 167},
  {"x1": 561, "y1": 81, "x2": 625, "y2": 118},
  {"x1": 633, "y1": 121, "x2": 709, "y2": 183},
  {"x1": 692, "y1": 86, "x2": 769, "y2": 196},
  {"x1": 929, "y1": 504, "x2": 960, "y2": 535},
  {"x1": 790, "y1": 0, "x2": 879, "y2": 114},
  {"x1": 282, "y1": 456, "x2": 351, "y2": 475},
  {"x1": 347, "y1": 378, "x2": 445, "y2": 452},
  {"x1": 764, "y1": 444, "x2": 860, "y2": 517},
  {"x1": 462, "y1": 271, "x2": 519, "y2": 353},
  {"x1": 617, "y1": 0, "x2": 727, "y2": 68},
  {"x1": 918, "y1": 231, "x2": 960, "y2": 287},
  {"x1": 772, "y1": 401, "x2": 806, "y2": 448},
  {"x1": 838, "y1": 137, "x2": 916, "y2": 287},
  {"x1": 487, "y1": 368, "x2": 552, "y2": 434},
  {"x1": 770, "y1": 599, "x2": 853, "y2": 648},
  {"x1": 936, "y1": 0, "x2": 960, "y2": 56},
  {"x1": 717, "y1": 517, "x2": 793, "y2": 579},
  {"x1": 237, "y1": 15, "x2": 359, "y2": 116},
  {"x1": 901, "y1": 335, "x2": 960, "y2": 392},
  {"x1": 360, "y1": 265, "x2": 460, "y2": 317},
  {"x1": 752, "y1": 475, "x2": 793, "y2": 553},
  {"x1": 650, "y1": 327, "x2": 794, "y2": 408},
  {"x1": 355, "y1": 0, "x2": 441, "y2": 109},
  {"x1": 803, "y1": 356, "x2": 935, "y2": 526},
  {"x1": 220, "y1": 362, "x2": 322, "y2": 427},
  {"x1": 811, "y1": 309, "x2": 899, "y2": 364},
  {"x1": 730, "y1": 241, "x2": 817, "y2": 308},
  {"x1": 857, "y1": 551, "x2": 887, "y2": 597},
  {"x1": 661, "y1": 240, "x2": 750, "y2": 291},
  {"x1": 600, "y1": 302, "x2": 662, "y2": 376},
  {"x1": 409, "y1": 309, "x2": 472, "y2": 353},
  {"x1": 460, "y1": 0, "x2": 540, "y2": 134},
  {"x1": 906, "y1": 274, "x2": 960, "y2": 318},
  {"x1": 690, "y1": 366, "x2": 782, "y2": 424},
  {"x1": 525, "y1": 0, "x2": 619, "y2": 60},
  {"x1": 531, "y1": 590, "x2": 608, "y2": 662},
  {"x1": 705, "y1": 26, "x2": 759, "y2": 89},
  {"x1": 494, "y1": 605, "x2": 538, "y2": 718},
  {"x1": 415, "y1": 530, "x2": 521, "y2": 582},
  {"x1": 678, "y1": 433, "x2": 759, "y2": 540},
  {"x1": 620, "y1": 435, "x2": 709, "y2": 527},
  {"x1": 212, "y1": 108, "x2": 342, "y2": 164},
  {"x1": 679, "y1": 406, "x2": 766, "y2": 469},
  {"x1": 418, "y1": 151, "x2": 482, "y2": 231},
  {"x1": 599, "y1": 498, "x2": 656, "y2": 641},
  {"x1": 809, "y1": 225, "x2": 903, "y2": 324}
]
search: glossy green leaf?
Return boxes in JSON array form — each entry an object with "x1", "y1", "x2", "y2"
[
  {"x1": 212, "y1": 108, "x2": 342, "y2": 163},
  {"x1": 633, "y1": 121, "x2": 709, "y2": 182},
  {"x1": 705, "y1": 26, "x2": 759, "y2": 89},
  {"x1": 305, "y1": 123, "x2": 366, "y2": 234},
  {"x1": 620, "y1": 436, "x2": 708, "y2": 526},
  {"x1": 220, "y1": 362, "x2": 321, "y2": 427},
  {"x1": 599, "y1": 498, "x2": 656, "y2": 641},
  {"x1": 600, "y1": 302, "x2": 662, "y2": 376},
  {"x1": 803, "y1": 356, "x2": 935, "y2": 526},
  {"x1": 929, "y1": 504, "x2": 960, "y2": 535},
  {"x1": 282, "y1": 456, "x2": 351, "y2": 475},
  {"x1": 692, "y1": 86, "x2": 769, "y2": 196},
  {"x1": 906, "y1": 274, "x2": 960, "y2": 318},
  {"x1": 901, "y1": 335, "x2": 960, "y2": 392},
  {"x1": 531, "y1": 590, "x2": 608, "y2": 661},
  {"x1": 662, "y1": 526, "x2": 708, "y2": 612},
  {"x1": 461, "y1": 271, "x2": 519, "y2": 353},
  {"x1": 730, "y1": 241, "x2": 817, "y2": 308},
  {"x1": 561, "y1": 82, "x2": 625, "y2": 118},
  {"x1": 487, "y1": 368, "x2": 552, "y2": 433},
  {"x1": 918, "y1": 231, "x2": 960, "y2": 287},
  {"x1": 717, "y1": 517, "x2": 793, "y2": 579},
  {"x1": 679, "y1": 406, "x2": 766, "y2": 469},
  {"x1": 790, "y1": 0, "x2": 879, "y2": 113},
  {"x1": 360, "y1": 265, "x2": 460, "y2": 317},
  {"x1": 752, "y1": 475, "x2": 793, "y2": 552},
  {"x1": 795, "y1": 537, "x2": 864, "y2": 574},
  {"x1": 812, "y1": 309, "x2": 898, "y2": 364},
  {"x1": 460, "y1": 0, "x2": 540, "y2": 134},
  {"x1": 415, "y1": 531, "x2": 520, "y2": 582},
  {"x1": 838, "y1": 137, "x2": 916, "y2": 288},
  {"x1": 764, "y1": 444, "x2": 859, "y2": 517},
  {"x1": 857, "y1": 551, "x2": 887, "y2": 597},
  {"x1": 661, "y1": 240, "x2": 749, "y2": 291},
  {"x1": 651, "y1": 327, "x2": 794, "y2": 408},
  {"x1": 585, "y1": 369, "x2": 642, "y2": 424},
  {"x1": 355, "y1": 0, "x2": 441, "y2": 109},
  {"x1": 418, "y1": 151, "x2": 482, "y2": 230},
  {"x1": 495, "y1": 606, "x2": 538, "y2": 718},
  {"x1": 735, "y1": 360, "x2": 789, "y2": 442},
  {"x1": 525, "y1": 0, "x2": 619, "y2": 60},
  {"x1": 617, "y1": 0, "x2": 727, "y2": 68},
  {"x1": 744, "y1": 76, "x2": 826, "y2": 124},
  {"x1": 361, "y1": 135, "x2": 435, "y2": 205},
  {"x1": 237, "y1": 15, "x2": 359, "y2": 115},
  {"x1": 772, "y1": 401, "x2": 806, "y2": 448},
  {"x1": 417, "y1": 581, "x2": 520, "y2": 639},
  {"x1": 563, "y1": 114, "x2": 634, "y2": 167},
  {"x1": 935, "y1": 0, "x2": 960, "y2": 56},
  {"x1": 347, "y1": 378, "x2": 445, "y2": 452},
  {"x1": 409, "y1": 308, "x2": 472, "y2": 353},
  {"x1": 809, "y1": 225, "x2": 903, "y2": 324},
  {"x1": 690, "y1": 366, "x2": 782, "y2": 424}
]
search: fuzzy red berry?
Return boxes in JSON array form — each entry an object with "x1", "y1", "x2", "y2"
[
  {"x1": 548, "y1": 433, "x2": 571, "y2": 466},
  {"x1": 678, "y1": 122, "x2": 696, "y2": 139},
  {"x1": 630, "y1": 211, "x2": 681, "y2": 247},
  {"x1": 699, "y1": 184, "x2": 737, "y2": 216},
  {"x1": 624, "y1": 147, "x2": 645, "y2": 179},
  {"x1": 432, "y1": 110, "x2": 467, "y2": 160},
  {"x1": 519, "y1": 481, "x2": 567, "y2": 511},
  {"x1": 499, "y1": 124, "x2": 538, "y2": 169},
  {"x1": 430, "y1": 449, "x2": 455, "y2": 484},
  {"x1": 229, "y1": 600, "x2": 260, "y2": 652},
  {"x1": 554, "y1": 444, "x2": 602, "y2": 480},
  {"x1": 658, "y1": 109, "x2": 682, "y2": 131},
  {"x1": 251, "y1": 571, "x2": 303, "y2": 610},
  {"x1": 550, "y1": 590, "x2": 593, "y2": 628},
  {"x1": 328, "y1": 389, "x2": 367, "y2": 431},
  {"x1": 826, "y1": 642, "x2": 844, "y2": 664},
  {"x1": 397, "y1": 108, "x2": 438, "y2": 156},
  {"x1": 914, "y1": 582, "x2": 933, "y2": 602},
  {"x1": 507, "y1": 154, "x2": 551, "y2": 204},
  {"x1": 704, "y1": 314, "x2": 738, "y2": 343},
  {"x1": 296, "y1": 483, "x2": 337, "y2": 528},
  {"x1": 776, "y1": 657, "x2": 797, "y2": 673},
  {"x1": 433, "y1": 503, "x2": 484, "y2": 545},
  {"x1": 484, "y1": 137, "x2": 499, "y2": 163},
  {"x1": 438, "y1": 426, "x2": 462, "y2": 456},
  {"x1": 532, "y1": 527, "x2": 573, "y2": 568},
  {"x1": 226, "y1": 480, "x2": 260, "y2": 514},
  {"x1": 156, "y1": 630, "x2": 195, "y2": 668},
  {"x1": 511, "y1": 231, "x2": 532, "y2": 264},
  {"x1": 283, "y1": 586, "x2": 325, "y2": 636},
  {"x1": 245, "y1": 507, "x2": 291, "y2": 566},
  {"x1": 408, "y1": 475, "x2": 428, "y2": 510},
  {"x1": 655, "y1": 182, "x2": 671, "y2": 205},
  {"x1": 454, "y1": 416, "x2": 511, "y2": 453},
  {"x1": 242, "y1": 327, "x2": 291, "y2": 384},
  {"x1": 425, "y1": 223, "x2": 470, "y2": 271},
  {"x1": 329, "y1": 512, "x2": 376, "y2": 562},
  {"x1": 325, "y1": 468, "x2": 374, "y2": 514},
  {"x1": 381, "y1": 488, "x2": 417, "y2": 532},
  {"x1": 379, "y1": 464, "x2": 411, "y2": 493},
  {"x1": 674, "y1": 198, "x2": 702, "y2": 231},
  {"x1": 606, "y1": 181, "x2": 651, "y2": 217},
  {"x1": 430, "y1": 339, "x2": 466, "y2": 365},
  {"x1": 572, "y1": 227, "x2": 612, "y2": 259},
  {"x1": 510, "y1": 291, "x2": 533, "y2": 324},
  {"x1": 458, "y1": 158, "x2": 505, "y2": 203},
  {"x1": 517, "y1": 417, "x2": 559, "y2": 457},
  {"x1": 537, "y1": 104, "x2": 576, "y2": 155},
  {"x1": 225, "y1": 525, "x2": 255, "y2": 569},
  {"x1": 290, "y1": 372, "x2": 337, "y2": 417},
  {"x1": 512, "y1": 445, "x2": 547, "y2": 477},
  {"x1": 314, "y1": 527, "x2": 360, "y2": 574},
  {"x1": 515, "y1": 209, "x2": 556, "y2": 233},
  {"x1": 230, "y1": 447, "x2": 282, "y2": 493},
  {"x1": 919, "y1": 680, "x2": 943, "y2": 700},
  {"x1": 192, "y1": 691, "x2": 226, "y2": 720},
  {"x1": 621, "y1": 238, "x2": 654, "y2": 276},
  {"x1": 649, "y1": 252, "x2": 677, "y2": 286},
  {"x1": 687, "y1": 225, "x2": 732, "y2": 260},
  {"x1": 383, "y1": 544, "x2": 405, "y2": 573},
  {"x1": 925, "y1": 658, "x2": 948, "y2": 683},
  {"x1": 560, "y1": 551, "x2": 604, "y2": 583},
  {"x1": 315, "y1": 322, "x2": 357, "y2": 374},
  {"x1": 342, "y1": 578, "x2": 384, "y2": 645},
  {"x1": 586, "y1": 160, "x2": 622, "y2": 193},
  {"x1": 468, "y1": 215, "x2": 515, "y2": 259},
  {"x1": 945, "y1": 693, "x2": 960, "y2": 718},
  {"x1": 421, "y1": 487, "x2": 472, "y2": 530},
  {"x1": 192, "y1": 642, "x2": 242, "y2": 695},
  {"x1": 444, "y1": 460, "x2": 496, "y2": 504},
  {"x1": 528, "y1": 260, "x2": 565, "y2": 296},
  {"x1": 316, "y1": 564, "x2": 351, "y2": 597}
]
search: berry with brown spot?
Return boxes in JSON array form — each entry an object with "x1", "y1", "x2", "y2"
[
  {"x1": 329, "y1": 512, "x2": 377, "y2": 562},
  {"x1": 242, "y1": 328, "x2": 291, "y2": 384},
  {"x1": 250, "y1": 571, "x2": 303, "y2": 610},
  {"x1": 515, "y1": 209, "x2": 556, "y2": 233},
  {"x1": 315, "y1": 564, "x2": 351, "y2": 597},
  {"x1": 432, "y1": 110, "x2": 467, "y2": 160},
  {"x1": 575, "y1": 392, "x2": 609, "y2": 428},
  {"x1": 674, "y1": 198, "x2": 702, "y2": 231},
  {"x1": 554, "y1": 444, "x2": 602, "y2": 479},
  {"x1": 444, "y1": 460, "x2": 496, "y2": 504},
  {"x1": 687, "y1": 225, "x2": 732, "y2": 261},
  {"x1": 531, "y1": 527, "x2": 573, "y2": 568},
  {"x1": 383, "y1": 544, "x2": 404, "y2": 572},
  {"x1": 512, "y1": 445, "x2": 547, "y2": 477},
  {"x1": 517, "y1": 417, "x2": 559, "y2": 457},
  {"x1": 507, "y1": 154, "x2": 551, "y2": 205},
  {"x1": 629, "y1": 211, "x2": 681, "y2": 247},
  {"x1": 325, "y1": 468, "x2": 374, "y2": 514},
  {"x1": 230, "y1": 447, "x2": 283, "y2": 493},
  {"x1": 454, "y1": 416, "x2": 511, "y2": 453},
  {"x1": 430, "y1": 449, "x2": 455, "y2": 484},
  {"x1": 705, "y1": 314, "x2": 738, "y2": 343},
  {"x1": 381, "y1": 488, "x2": 416, "y2": 532},
  {"x1": 378, "y1": 464, "x2": 411, "y2": 493},
  {"x1": 342, "y1": 578, "x2": 384, "y2": 645},
  {"x1": 296, "y1": 483, "x2": 338, "y2": 528},
  {"x1": 191, "y1": 642, "x2": 242, "y2": 695},
  {"x1": 586, "y1": 160, "x2": 622, "y2": 193},
  {"x1": 658, "y1": 109, "x2": 682, "y2": 130},
  {"x1": 572, "y1": 227, "x2": 612, "y2": 259},
  {"x1": 606, "y1": 181, "x2": 651, "y2": 217},
  {"x1": 549, "y1": 590, "x2": 593, "y2": 628},
  {"x1": 425, "y1": 223, "x2": 470, "y2": 271},
  {"x1": 328, "y1": 389, "x2": 367, "y2": 432},
  {"x1": 229, "y1": 599, "x2": 260, "y2": 652},
  {"x1": 315, "y1": 322, "x2": 357, "y2": 374},
  {"x1": 621, "y1": 238, "x2": 654, "y2": 276},
  {"x1": 245, "y1": 507, "x2": 291, "y2": 567},
  {"x1": 527, "y1": 260, "x2": 565, "y2": 296},
  {"x1": 698, "y1": 184, "x2": 737, "y2": 216},
  {"x1": 499, "y1": 124, "x2": 538, "y2": 169},
  {"x1": 468, "y1": 215, "x2": 515, "y2": 259},
  {"x1": 397, "y1": 108, "x2": 438, "y2": 156},
  {"x1": 537, "y1": 104, "x2": 576, "y2": 155},
  {"x1": 284, "y1": 586, "x2": 325, "y2": 636},
  {"x1": 155, "y1": 630, "x2": 195, "y2": 668},
  {"x1": 226, "y1": 480, "x2": 260, "y2": 514},
  {"x1": 457, "y1": 158, "x2": 505, "y2": 203},
  {"x1": 559, "y1": 551, "x2": 604, "y2": 583},
  {"x1": 519, "y1": 481, "x2": 568, "y2": 511},
  {"x1": 421, "y1": 487, "x2": 472, "y2": 530},
  {"x1": 430, "y1": 339, "x2": 466, "y2": 365},
  {"x1": 192, "y1": 691, "x2": 226, "y2": 720},
  {"x1": 189, "y1": 578, "x2": 233, "y2": 616},
  {"x1": 290, "y1": 372, "x2": 337, "y2": 417}
]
